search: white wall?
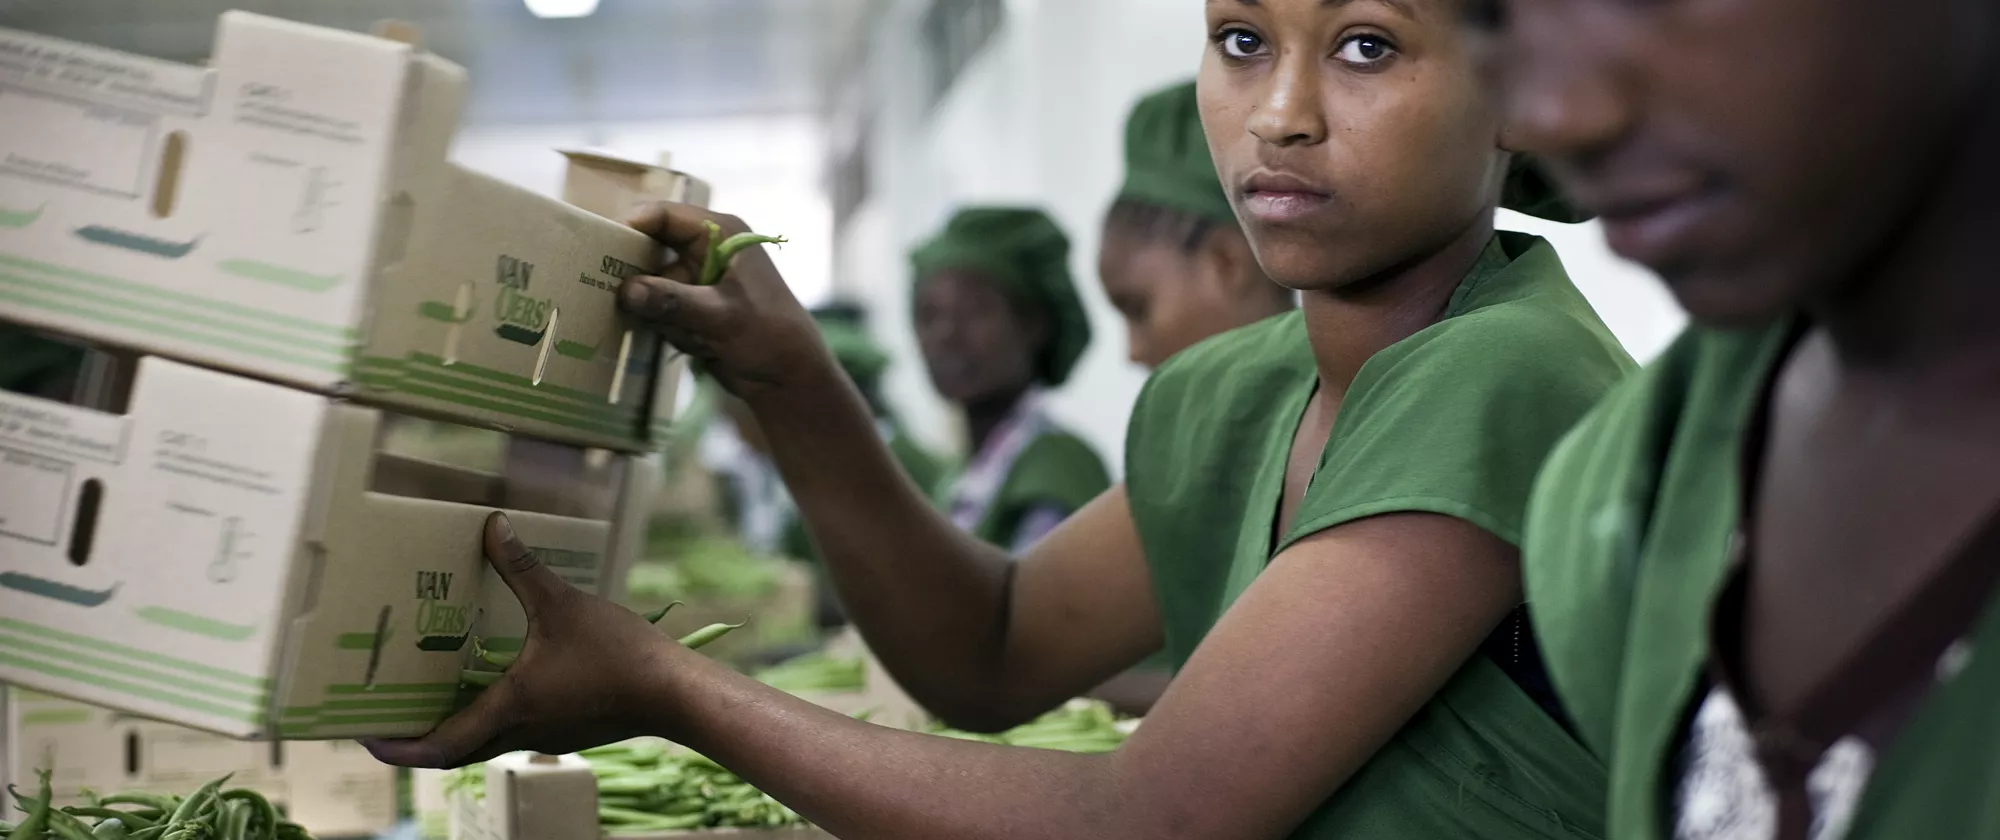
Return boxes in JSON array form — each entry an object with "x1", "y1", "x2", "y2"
[
  {"x1": 837, "y1": 0, "x2": 1686, "y2": 473},
  {"x1": 451, "y1": 115, "x2": 835, "y2": 306}
]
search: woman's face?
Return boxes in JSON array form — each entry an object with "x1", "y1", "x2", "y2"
[
  {"x1": 1099, "y1": 225, "x2": 1265, "y2": 369},
  {"x1": 912, "y1": 269, "x2": 1044, "y2": 406},
  {"x1": 1199, "y1": 0, "x2": 1508, "y2": 292},
  {"x1": 1493, "y1": 0, "x2": 1996, "y2": 325}
]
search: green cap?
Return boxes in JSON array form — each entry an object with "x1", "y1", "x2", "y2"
[
  {"x1": 1118, "y1": 81, "x2": 1236, "y2": 225},
  {"x1": 815, "y1": 318, "x2": 890, "y2": 388},
  {"x1": 910, "y1": 207, "x2": 1092, "y2": 386}
]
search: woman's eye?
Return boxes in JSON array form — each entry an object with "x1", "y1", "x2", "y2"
[
  {"x1": 1217, "y1": 28, "x2": 1267, "y2": 60},
  {"x1": 1335, "y1": 35, "x2": 1396, "y2": 66}
]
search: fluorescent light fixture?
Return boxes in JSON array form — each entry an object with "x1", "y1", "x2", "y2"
[{"x1": 524, "y1": 0, "x2": 599, "y2": 18}]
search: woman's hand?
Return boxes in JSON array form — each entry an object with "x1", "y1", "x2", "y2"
[
  {"x1": 619, "y1": 203, "x2": 833, "y2": 402},
  {"x1": 362, "y1": 513, "x2": 683, "y2": 769}
]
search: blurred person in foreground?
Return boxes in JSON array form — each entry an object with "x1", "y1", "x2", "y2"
[{"x1": 1499, "y1": 0, "x2": 2000, "y2": 836}]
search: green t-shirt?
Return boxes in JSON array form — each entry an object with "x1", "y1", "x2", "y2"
[
  {"x1": 967, "y1": 430, "x2": 1111, "y2": 549},
  {"x1": 1125, "y1": 232, "x2": 1633, "y2": 839},
  {"x1": 1523, "y1": 322, "x2": 2000, "y2": 840}
]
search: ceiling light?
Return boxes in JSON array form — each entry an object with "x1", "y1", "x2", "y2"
[{"x1": 524, "y1": 0, "x2": 600, "y2": 19}]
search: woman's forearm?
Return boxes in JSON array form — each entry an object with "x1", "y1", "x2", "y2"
[
  {"x1": 654, "y1": 646, "x2": 1146, "y2": 840},
  {"x1": 742, "y1": 365, "x2": 1026, "y2": 724}
]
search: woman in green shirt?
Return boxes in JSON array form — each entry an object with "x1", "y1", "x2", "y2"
[
  {"x1": 1496, "y1": 0, "x2": 2000, "y2": 838},
  {"x1": 911, "y1": 207, "x2": 1112, "y2": 552},
  {"x1": 367, "y1": 1, "x2": 1630, "y2": 837}
]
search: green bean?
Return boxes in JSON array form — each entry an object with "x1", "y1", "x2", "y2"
[
  {"x1": 640, "y1": 601, "x2": 683, "y2": 624},
  {"x1": 11, "y1": 769, "x2": 54, "y2": 839},
  {"x1": 677, "y1": 620, "x2": 745, "y2": 650},
  {"x1": 127, "y1": 826, "x2": 167, "y2": 840},
  {"x1": 97, "y1": 795, "x2": 176, "y2": 814},
  {"x1": 48, "y1": 808, "x2": 102, "y2": 840},
  {"x1": 695, "y1": 221, "x2": 788, "y2": 286},
  {"x1": 458, "y1": 669, "x2": 502, "y2": 687},
  {"x1": 217, "y1": 790, "x2": 277, "y2": 840},
  {"x1": 63, "y1": 807, "x2": 156, "y2": 830}
]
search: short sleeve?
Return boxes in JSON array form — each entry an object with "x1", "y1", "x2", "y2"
[
  {"x1": 1283, "y1": 306, "x2": 1633, "y2": 550},
  {"x1": 1000, "y1": 432, "x2": 1112, "y2": 514}
]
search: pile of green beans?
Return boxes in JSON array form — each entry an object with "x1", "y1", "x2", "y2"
[
  {"x1": 457, "y1": 603, "x2": 744, "y2": 689},
  {"x1": 931, "y1": 699, "x2": 1131, "y2": 753},
  {"x1": 444, "y1": 740, "x2": 805, "y2": 836},
  {"x1": 2, "y1": 771, "x2": 312, "y2": 840},
  {"x1": 751, "y1": 653, "x2": 865, "y2": 694}
]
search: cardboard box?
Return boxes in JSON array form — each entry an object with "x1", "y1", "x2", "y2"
[
  {"x1": 446, "y1": 753, "x2": 833, "y2": 840},
  {"x1": 0, "y1": 354, "x2": 629, "y2": 738},
  {"x1": 0, "y1": 15, "x2": 694, "y2": 452},
  {"x1": 4, "y1": 690, "x2": 399, "y2": 838}
]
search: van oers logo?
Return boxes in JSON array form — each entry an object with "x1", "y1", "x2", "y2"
[
  {"x1": 494, "y1": 255, "x2": 553, "y2": 346},
  {"x1": 413, "y1": 570, "x2": 471, "y2": 651}
]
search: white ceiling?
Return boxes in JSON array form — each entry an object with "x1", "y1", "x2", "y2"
[{"x1": 0, "y1": 0, "x2": 879, "y2": 123}]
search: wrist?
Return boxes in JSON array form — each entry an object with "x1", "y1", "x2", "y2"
[{"x1": 741, "y1": 350, "x2": 856, "y2": 424}]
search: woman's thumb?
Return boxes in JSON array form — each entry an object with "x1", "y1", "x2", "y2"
[{"x1": 483, "y1": 512, "x2": 570, "y2": 620}]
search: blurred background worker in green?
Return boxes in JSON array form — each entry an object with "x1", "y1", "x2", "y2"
[
  {"x1": 1087, "y1": 79, "x2": 1295, "y2": 715},
  {"x1": 1098, "y1": 80, "x2": 1293, "y2": 370},
  {"x1": 704, "y1": 304, "x2": 947, "y2": 629},
  {"x1": 910, "y1": 207, "x2": 1110, "y2": 554}
]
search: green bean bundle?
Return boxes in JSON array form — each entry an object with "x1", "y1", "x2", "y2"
[
  {"x1": 445, "y1": 740, "x2": 807, "y2": 835},
  {"x1": 930, "y1": 698, "x2": 1133, "y2": 754},
  {"x1": 1, "y1": 770, "x2": 312, "y2": 840}
]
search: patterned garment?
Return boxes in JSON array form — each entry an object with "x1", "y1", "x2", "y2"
[
  {"x1": 1675, "y1": 640, "x2": 1977, "y2": 840},
  {"x1": 944, "y1": 387, "x2": 1052, "y2": 534},
  {"x1": 1674, "y1": 687, "x2": 1874, "y2": 840}
]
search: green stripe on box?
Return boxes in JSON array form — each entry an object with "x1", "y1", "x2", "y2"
[
  {"x1": 336, "y1": 632, "x2": 381, "y2": 650},
  {"x1": 0, "y1": 649, "x2": 263, "y2": 723},
  {"x1": 0, "y1": 280, "x2": 349, "y2": 375},
  {"x1": 369, "y1": 379, "x2": 636, "y2": 439},
  {"x1": 0, "y1": 251, "x2": 357, "y2": 338},
  {"x1": 0, "y1": 269, "x2": 351, "y2": 356},
  {"x1": 361, "y1": 353, "x2": 634, "y2": 421},
  {"x1": 20, "y1": 709, "x2": 91, "y2": 726},
  {"x1": 327, "y1": 683, "x2": 460, "y2": 695},
  {"x1": 0, "y1": 630, "x2": 264, "y2": 706},
  {"x1": 399, "y1": 367, "x2": 630, "y2": 422},
  {"x1": 319, "y1": 697, "x2": 457, "y2": 712},
  {"x1": 0, "y1": 617, "x2": 270, "y2": 687},
  {"x1": 404, "y1": 352, "x2": 606, "y2": 404}
]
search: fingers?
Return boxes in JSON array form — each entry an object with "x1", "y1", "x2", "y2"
[
  {"x1": 619, "y1": 274, "x2": 732, "y2": 327},
  {"x1": 625, "y1": 202, "x2": 742, "y2": 249},
  {"x1": 360, "y1": 681, "x2": 514, "y2": 769},
  {"x1": 483, "y1": 513, "x2": 572, "y2": 620}
]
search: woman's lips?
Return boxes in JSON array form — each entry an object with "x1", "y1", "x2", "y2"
[{"x1": 1241, "y1": 171, "x2": 1334, "y2": 224}]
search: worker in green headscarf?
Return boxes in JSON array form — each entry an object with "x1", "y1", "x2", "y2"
[
  {"x1": 909, "y1": 207, "x2": 1111, "y2": 554},
  {"x1": 1099, "y1": 80, "x2": 1294, "y2": 369}
]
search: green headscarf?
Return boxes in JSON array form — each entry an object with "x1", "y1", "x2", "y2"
[
  {"x1": 1118, "y1": 81, "x2": 1235, "y2": 225},
  {"x1": 909, "y1": 207, "x2": 1092, "y2": 387}
]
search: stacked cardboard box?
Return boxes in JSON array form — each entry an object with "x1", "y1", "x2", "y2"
[{"x1": 0, "y1": 12, "x2": 710, "y2": 740}]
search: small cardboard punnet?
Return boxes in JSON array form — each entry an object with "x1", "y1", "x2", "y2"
[
  {"x1": 0, "y1": 14, "x2": 700, "y2": 452},
  {"x1": 447, "y1": 751, "x2": 833, "y2": 840},
  {"x1": 4, "y1": 689, "x2": 399, "y2": 837},
  {"x1": 0, "y1": 354, "x2": 628, "y2": 738}
]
